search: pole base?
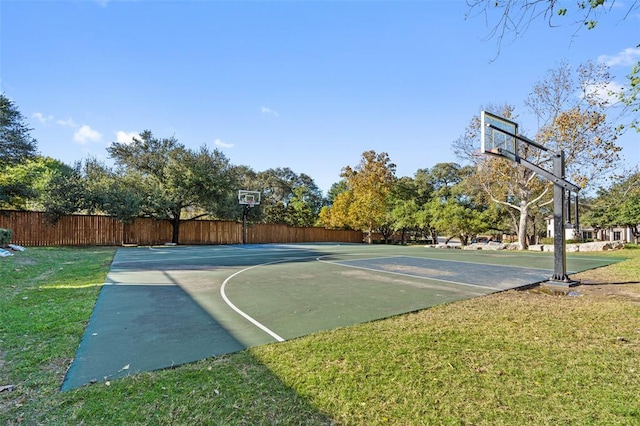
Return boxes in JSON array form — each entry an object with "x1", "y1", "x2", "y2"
[{"x1": 544, "y1": 276, "x2": 581, "y2": 288}]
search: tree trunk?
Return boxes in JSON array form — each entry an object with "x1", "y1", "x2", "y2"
[
  {"x1": 171, "y1": 217, "x2": 180, "y2": 244},
  {"x1": 518, "y1": 202, "x2": 528, "y2": 250},
  {"x1": 430, "y1": 229, "x2": 438, "y2": 244}
]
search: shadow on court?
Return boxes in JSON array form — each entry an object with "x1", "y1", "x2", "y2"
[
  {"x1": 61, "y1": 283, "x2": 248, "y2": 390},
  {"x1": 62, "y1": 244, "x2": 623, "y2": 390}
]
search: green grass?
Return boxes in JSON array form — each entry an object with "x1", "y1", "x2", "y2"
[{"x1": 1, "y1": 247, "x2": 639, "y2": 425}]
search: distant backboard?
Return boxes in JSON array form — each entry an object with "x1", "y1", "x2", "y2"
[
  {"x1": 481, "y1": 111, "x2": 518, "y2": 156},
  {"x1": 238, "y1": 190, "x2": 261, "y2": 206}
]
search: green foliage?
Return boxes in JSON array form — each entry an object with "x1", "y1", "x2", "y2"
[
  {"x1": 0, "y1": 227, "x2": 12, "y2": 245},
  {"x1": 42, "y1": 162, "x2": 88, "y2": 223},
  {"x1": 0, "y1": 156, "x2": 73, "y2": 210},
  {"x1": 0, "y1": 94, "x2": 41, "y2": 209},
  {"x1": 340, "y1": 151, "x2": 397, "y2": 241},
  {"x1": 3, "y1": 247, "x2": 640, "y2": 424},
  {"x1": 105, "y1": 131, "x2": 237, "y2": 242},
  {"x1": 0, "y1": 93, "x2": 38, "y2": 167},
  {"x1": 252, "y1": 167, "x2": 323, "y2": 227},
  {"x1": 583, "y1": 170, "x2": 640, "y2": 241},
  {"x1": 619, "y1": 60, "x2": 640, "y2": 133}
]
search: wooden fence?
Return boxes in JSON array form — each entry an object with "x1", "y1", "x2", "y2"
[{"x1": 0, "y1": 211, "x2": 363, "y2": 247}]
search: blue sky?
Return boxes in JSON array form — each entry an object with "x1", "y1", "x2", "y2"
[{"x1": 1, "y1": 0, "x2": 638, "y2": 194}]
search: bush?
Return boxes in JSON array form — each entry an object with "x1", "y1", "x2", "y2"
[
  {"x1": 539, "y1": 237, "x2": 589, "y2": 245},
  {"x1": 624, "y1": 242, "x2": 639, "y2": 250},
  {"x1": 0, "y1": 228, "x2": 13, "y2": 245}
]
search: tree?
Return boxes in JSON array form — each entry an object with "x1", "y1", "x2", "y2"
[
  {"x1": 619, "y1": 60, "x2": 640, "y2": 133},
  {"x1": 321, "y1": 188, "x2": 354, "y2": 230},
  {"x1": 338, "y1": 150, "x2": 397, "y2": 243},
  {"x1": 42, "y1": 161, "x2": 88, "y2": 223},
  {"x1": 287, "y1": 185, "x2": 320, "y2": 227},
  {"x1": 253, "y1": 167, "x2": 323, "y2": 227},
  {"x1": 466, "y1": 0, "x2": 640, "y2": 131},
  {"x1": 1, "y1": 94, "x2": 39, "y2": 208},
  {"x1": 466, "y1": 0, "x2": 638, "y2": 52},
  {"x1": 454, "y1": 62, "x2": 620, "y2": 249},
  {"x1": 0, "y1": 94, "x2": 38, "y2": 167},
  {"x1": 583, "y1": 169, "x2": 640, "y2": 243},
  {"x1": 0, "y1": 156, "x2": 72, "y2": 210},
  {"x1": 325, "y1": 180, "x2": 348, "y2": 206},
  {"x1": 106, "y1": 130, "x2": 237, "y2": 244},
  {"x1": 389, "y1": 198, "x2": 419, "y2": 244},
  {"x1": 425, "y1": 164, "x2": 491, "y2": 245}
]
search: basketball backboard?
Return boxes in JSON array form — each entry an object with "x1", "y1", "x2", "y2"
[
  {"x1": 481, "y1": 111, "x2": 518, "y2": 156},
  {"x1": 238, "y1": 190, "x2": 261, "y2": 206}
]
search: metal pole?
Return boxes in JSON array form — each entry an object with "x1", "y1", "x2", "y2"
[
  {"x1": 551, "y1": 151, "x2": 570, "y2": 282},
  {"x1": 565, "y1": 190, "x2": 572, "y2": 225},
  {"x1": 242, "y1": 205, "x2": 248, "y2": 245},
  {"x1": 574, "y1": 193, "x2": 580, "y2": 241}
]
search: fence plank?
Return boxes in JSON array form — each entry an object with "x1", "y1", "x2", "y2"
[{"x1": 0, "y1": 211, "x2": 362, "y2": 246}]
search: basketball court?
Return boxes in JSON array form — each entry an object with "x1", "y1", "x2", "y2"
[{"x1": 61, "y1": 243, "x2": 621, "y2": 390}]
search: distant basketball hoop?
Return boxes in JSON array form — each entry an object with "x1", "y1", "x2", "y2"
[
  {"x1": 238, "y1": 190, "x2": 261, "y2": 206},
  {"x1": 238, "y1": 190, "x2": 261, "y2": 244}
]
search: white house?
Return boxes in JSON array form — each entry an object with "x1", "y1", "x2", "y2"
[{"x1": 546, "y1": 218, "x2": 638, "y2": 243}]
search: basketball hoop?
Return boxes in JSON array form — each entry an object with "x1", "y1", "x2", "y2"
[
  {"x1": 238, "y1": 190, "x2": 261, "y2": 206},
  {"x1": 238, "y1": 190, "x2": 261, "y2": 245}
]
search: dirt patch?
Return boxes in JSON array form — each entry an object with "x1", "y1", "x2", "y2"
[
  {"x1": 528, "y1": 270, "x2": 640, "y2": 302},
  {"x1": 568, "y1": 283, "x2": 640, "y2": 302},
  {"x1": 569, "y1": 267, "x2": 640, "y2": 302}
]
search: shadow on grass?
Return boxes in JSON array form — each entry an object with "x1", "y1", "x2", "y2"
[
  {"x1": 54, "y1": 350, "x2": 337, "y2": 425},
  {"x1": 1, "y1": 246, "x2": 338, "y2": 424},
  {"x1": 579, "y1": 280, "x2": 640, "y2": 286}
]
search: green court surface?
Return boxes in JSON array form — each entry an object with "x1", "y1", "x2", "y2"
[{"x1": 61, "y1": 243, "x2": 621, "y2": 390}]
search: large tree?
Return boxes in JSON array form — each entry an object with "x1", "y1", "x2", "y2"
[
  {"x1": 327, "y1": 150, "x2": 397, "y2": 243},
  {"x1": 1, "y1": 94, "x2": 39, "y2": 207},
  {"x1": 0, "y1": 156, "x2": 72, "y2": 210},
  {"x1": 426, "y1": 164, "x2": 492, "y2": 245},
  {"x1": 466, "y1": 0, "x2": 640, "y2": 132},
  {"x1": 583, "y1": 169, "x2": 640, "y2": 243},
  {"x1": 106, "y1": 130, "x2": 237, "y2": 244},
  {"x1": 454, "y1": 62, "x2": 620, "y2": 249},
  {"x1": 251, "y1": 167, "x2": 323, "y2": 227},
  {"x1": 0, "y1": 94, "x2": 38, "y2": 167}
]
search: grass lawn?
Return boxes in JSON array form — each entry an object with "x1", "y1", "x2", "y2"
[{"x1": 1, "y1": 246, "x2": 639, "y2": 425}]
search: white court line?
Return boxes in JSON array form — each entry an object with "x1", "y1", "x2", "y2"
[
  {"x1": 219, "y1": 255, "x2": 322, "y2": 343},
  {"x1": 112, "y1": 250, "x2": 294, "y2": 266},
  {"x1": 400, "y1": 255, "x2": 555, "y2": 272},
  {"x1": 316, "y1": 255, "x2": 499, "y2": 291}
]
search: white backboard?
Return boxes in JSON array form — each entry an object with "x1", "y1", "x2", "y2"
[{"x1": 481, "y1": 111, "x2": 518, "y2": 156}]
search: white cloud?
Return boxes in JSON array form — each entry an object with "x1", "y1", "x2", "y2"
[
  {"x1": 32, "y1": 112, "x2": 53, "y2": 125},
  {"x1": 74, "y1": 125, "x2": 102, "y2": 144},
  {"x1": 57, "y1": 118, "x2": 78, "y2": 127},
  {"x1": 584, "y1": 81, "x2": 624, "y2": 106},
  {"x1": 115, "y1": 131, "x2": 139, "y2": 144},
  {"x1": 598, "y1": 47, "x2": 640, "y2": 67},
  {"x1": 213, "y1": 138, "x2": 234, "y2": 148},
  {"x1": 260, "y1": 106, "x2": 279, "y2": 117}
]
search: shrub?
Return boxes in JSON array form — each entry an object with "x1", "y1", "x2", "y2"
[{"x1": 0, "y1": 228, "x2": 13, "y2": 245}]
